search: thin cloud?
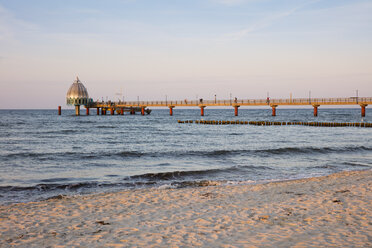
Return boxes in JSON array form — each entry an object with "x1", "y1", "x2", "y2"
[
  {"x1": 211, "y1": 0, "x2": 258, "y2": 6},
  {"x1": 0, "y1": 5, "x2": 13, "y2": 41},
  {"x1": 0, "y1": 4, "x2": 39, "y2": 42},
  {"x1": 223, "y1": 0, "x2": 321, "y2": 41},
  {"x1": 73, "y1": 9, "x2": 102, "y2": 15}
]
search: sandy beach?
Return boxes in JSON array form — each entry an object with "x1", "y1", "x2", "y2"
[{"x1": 0, "y1": 170, "x2": 371, "y2": 247}]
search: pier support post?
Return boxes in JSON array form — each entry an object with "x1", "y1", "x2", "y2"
[
  {"x1": 111, "y1": 109, "x2": 115, "y2": 115},
  {"x1": 121, "y1": 108, "x2": 124, "y2": 115},
  {"x1": 101, "y1": 108, "x2": 105, "y2": 115},
  {"x1": 96, "y1": 108, "x2": 100, "y2": 115},
  {"x1": 360, "y1": 104, "x2": 367, "y2": 117},
  {"x1": 58, "y1": 106, "x2": 61, "y2": 115},
  {"x1": 169, "y1": 106, "x2": 174, "y2": 116},
  {"x1": 86, "y1": 107, "x2": 89, "y2": 115},
  {"x1": 313, "y1": 105, "x2": 319, "y2": 117},
  {"x1": 200, "y1": 106, "x2": 205, "y2": 116},
  {"x1": 141, "y1": 107, "x2": 145, "y2": 116},
  {"x1": 271, "y1": 105, "x2": 277, "y2": 116},
  {"x1": 75, "y1": 105, "x2": 80, "y2": 116},
  {"x1": 234, "y1": 105, "x2": 240, "y2": 116},
  {"x1": 130, "y1": 108, "x2": 135, "y2": 115}
]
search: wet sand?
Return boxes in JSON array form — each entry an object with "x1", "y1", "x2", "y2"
[{"x1": 1, "y1": 170, "x2": 371, "y2": 247}]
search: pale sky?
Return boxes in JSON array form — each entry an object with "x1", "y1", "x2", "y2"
[{"x1": 0, "y1": 0, "x2": 371, "y2": 108}]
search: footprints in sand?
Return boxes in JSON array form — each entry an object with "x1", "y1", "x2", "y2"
[
  {"x1": 96, "y1": 220, "x2": 110, "y2": 225},
  {"x1": 335, "y1": 189, "x2": 350, "y2": 194},
  {"x1": 258, "y1": 215, "x2": 270, "y2": 221},
  {"x1": 200, "y1": 192, "x2": 220, "y2": 199},
  {"x1": 1, "y1": 171, "x2": 371, "y2": 247}
]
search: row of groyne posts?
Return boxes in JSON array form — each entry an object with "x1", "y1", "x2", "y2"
[{"x1": 178, "y1": 120, "x2": 372, "y2": 128}]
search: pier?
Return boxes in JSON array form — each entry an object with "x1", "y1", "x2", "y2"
[
  {"x1": 81, "y1": 97, "x2": 371, "y2": 117},
  {"x1": 63, "y1": 77, "x2": 371, "y2": 117},
  {"x1": 61, "y1": 97, "x2": 372, "y2": 117}
]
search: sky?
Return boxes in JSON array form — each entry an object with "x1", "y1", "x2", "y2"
[{"x1": 0, "y1": 0, "x2": 371, "y2": 109}]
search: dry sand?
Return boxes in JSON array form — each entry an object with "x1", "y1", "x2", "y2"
[{"x1": 0, "y1": 170, "x2": 371, "y2": 247}]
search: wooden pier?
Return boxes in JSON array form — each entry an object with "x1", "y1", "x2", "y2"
[
  {"x1": 70, "y1": 97, "x2": 371, "y2": 117},
  {"x1": 63, "y1": 77, "x2": 371, "y2": 117}
]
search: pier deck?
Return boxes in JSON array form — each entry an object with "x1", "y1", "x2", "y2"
[
  {"x1": 61, "y1": 97, "x2": 371, "y2": 117},
  {"x1": 84, "y1": 97, "x2": 371, "y2": 117},
  {"x1": 92, "y1": 97, "x2": 372, "y2": 107}
]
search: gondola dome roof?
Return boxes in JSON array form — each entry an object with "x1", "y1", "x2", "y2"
[{"x1": 66, "y1": 77, "x2": 89, "y2": 99}]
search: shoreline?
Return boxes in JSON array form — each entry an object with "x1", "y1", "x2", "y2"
[
  {"x1": 1, "y1": 169, "x2": 371, "y2": 247},
  {"x1": 0, "y1": 170, "x2": 363, "y2": 207}
]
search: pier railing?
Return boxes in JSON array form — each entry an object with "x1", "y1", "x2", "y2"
[{"x1": 91, "y1": 97, "x2": 372, "y2": 108}]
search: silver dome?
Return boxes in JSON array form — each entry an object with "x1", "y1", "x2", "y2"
[{"x1": 66, "y1": 77, "x2": 90, "y2": 105}]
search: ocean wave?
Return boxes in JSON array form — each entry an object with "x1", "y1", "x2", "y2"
[
  {"x1": 310, "y1": 164, "x2": 339, "y2": 170},
  {"x1": 38, "y1": 129, "x2": 79, "y2": 134},
  {"x1": 129, "y1": 168, "x2": 229, "y2": 181},
  {"x1": 192, "y1": 150, "x2": 233, "y2": 156},
  {"x1": 176, "y1": 146, "x2": 372, "y2": 157},
  {"x1": 255, "y1": 146, "x2": 372, "y2": 156},
  {"x1": 39, "y1": 177, "x2": 73, "y2": 183},
  {"x1": 0, "y1": 181, "x2": 125, "y2": 193},
  {"x1": 0, "y1": 179, "x2": 165, "y2": 198},
  {"x1": 342, "y1": 162, "x2": 371, "y2": 168},
  {"x1": 0, "y1": 122, "x2": 11, "y2": 127},
  {"x1": 0, "y1": 164, "x2": 267, "y2": 204},
  {"x1": 96, "y1": 125, "x2": 117, "y2": 129},
  {"x1": 116, "y1": 151, "x2": 144, "y2": 157},
  {"x1": 126, "y1": 165, "x2": 260, "y2": 181},
  {"x1": 2, "y1": 152, "x2": 45, "y2": 159},
  {"x1": 2, "y1": 145, "x2": 370, "y2": 162},
  {"x1": 0, "y1": 172, "x2": 229, "y2": 193},
  {"x1": 68, "y1": 151, "x2": 146, "y2": 159},
  {"x1": 0, "y1": 177, "x2": 225, "y2": 205},
  {"x1": 309, "y1": 161, "x2": 371, "y2": 170},
  {"x1": 1, "y1": 151, "x2": 78, "y2": 160}
]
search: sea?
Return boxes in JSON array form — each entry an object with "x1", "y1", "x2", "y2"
[{"x1": 0, "y1": 108, "x2": 371, "y2": 205}]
